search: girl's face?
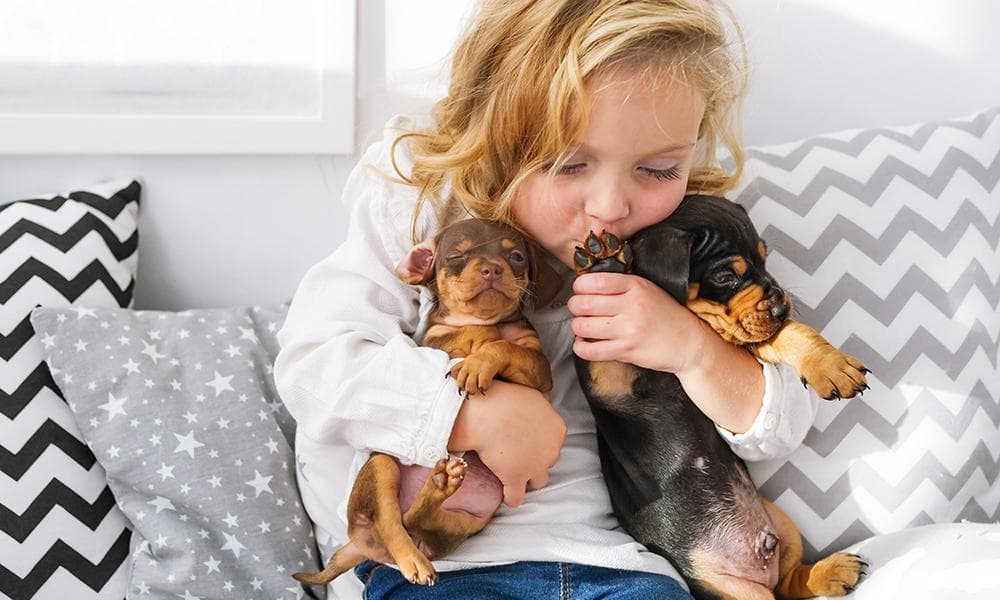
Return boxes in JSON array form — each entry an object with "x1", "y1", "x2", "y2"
[{"x1": 511, "y1": 70, "x2": 707, "y2": 270}]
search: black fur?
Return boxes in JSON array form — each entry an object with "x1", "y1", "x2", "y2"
[{"x1": 574, "y1": 195, "x2": 777, "y2": 599}]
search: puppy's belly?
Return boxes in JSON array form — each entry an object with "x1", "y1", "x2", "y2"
[
  {"x1": 685, "y1": 489, "x2": 780, "y2": 590},
  {"x1": 397, "y1": 451, "x2": 503, "y2": 518}
]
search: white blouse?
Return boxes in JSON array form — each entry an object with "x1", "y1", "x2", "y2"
[{"x1": 274, "y1": 116, "x2": 819, "y2": 598}]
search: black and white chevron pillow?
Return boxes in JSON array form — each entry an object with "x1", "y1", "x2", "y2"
[
  {"x1": 732, "y1": 107, "x2": 1000, "y2": 563},
  {"x1": 1, "y1": 180, "x2": 139, "y2": 599}
]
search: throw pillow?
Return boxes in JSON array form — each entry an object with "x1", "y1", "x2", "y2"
[
  {"x1": 1, "y1": 180, "x2": 139, "y2": 599},
  {"x1": 30, "y1": 304, "x2": 325, "y2": 599},
  {"x1": 818, "y1": 522, "x2": 1000, "y2": 600},
  {"x1": 731, "y1": 107, "x2": 1000, "y2": 560}
]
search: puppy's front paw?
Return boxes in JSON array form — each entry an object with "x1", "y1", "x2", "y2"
[
  {"x1": 800, "y1": 348, "x2": 870, "y2": 400},
  {"x1": 450, "y1": 354, "x2": 500, "y2": 395},
  {"x1": 574, "y1": 231, "x2": 633, "y2": 274},
  {"x1": 807, "y1": 552, "x2": 868, "y2": 596}
]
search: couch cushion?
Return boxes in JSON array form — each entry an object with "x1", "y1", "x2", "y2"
[
  {"x1": 732, "y1": 107, "x2": 1000, "y2": 560},
  {"x1": 29, "y1": 304, "x2": 325, "y2": 599},
  {"x1": 1, "y1": 180, "x2": 139, "y2": 599}
]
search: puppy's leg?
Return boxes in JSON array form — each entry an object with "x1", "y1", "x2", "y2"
[
  {"x1": 291, "y1": 454, "x2": 413, "y2": 586},
  {"x1": 751, "y1": 321, "x2": 869, "y2": 400},
  {"x1": 402, "y1": 456, "x2": 492, "y2": 556},
  {"x1": 763, "y1": 498, "x2": 867, "y2": 599},
  {"x1": 464, "y1": 340, "x2": 552, "y2": 393},
  {"x1": 292, "y1": 541, "x2": 366, "y2": 585},
  {"x1": 349, "y1": 453, "x2": 438, "y2": 586}
]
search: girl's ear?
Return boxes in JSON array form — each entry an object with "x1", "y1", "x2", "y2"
[
  {"x1": 394, "y1": 238, "x2": 437, "y2": 285},
  {"x1": 524, "y1": 239, "x2": 565, "y2": 310}
]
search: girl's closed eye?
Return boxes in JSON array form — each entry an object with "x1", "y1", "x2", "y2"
[
  {"x1": 557, "y1": 163, "x2": 586, "y2": 175},
  {"x1": 638, "y1": 165, "x2": 682, "y2": 181}
]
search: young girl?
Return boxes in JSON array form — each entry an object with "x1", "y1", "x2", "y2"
[{"x1": 275, "y1": 1, "x2": 820, "y2": 598}]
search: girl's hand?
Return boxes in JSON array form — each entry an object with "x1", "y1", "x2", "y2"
[
  {"x1": 568, "y1": 271, "x2": 711, "y2": 374},
  {"x1": 569, "y1": 271, "x2": 765, "y2": 433},
  {"x1": 448, "y1": 380, "x2": 566, "y2": 507}
]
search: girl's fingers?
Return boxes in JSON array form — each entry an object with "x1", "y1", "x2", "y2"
[
  {"x1": 572, "y1": 272, "x2": 632, "y2": 295},
  {"x1": 572, "y1": 336, "x2": 624, "y2": 362},
  {"x1": 571, "y1": 316, "x2": 617, "y2": 339},
  {"x1": 526, "y1": 470, "x2": 549, "y2": 492},
  {"x1": 503, "y1": 481, "x2": 527, "y2": 508},
  {"x1": 567, "y1": 293, "x2": 619, "y2": 317}
]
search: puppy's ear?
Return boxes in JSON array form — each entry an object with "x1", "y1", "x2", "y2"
[
  {"x1": 630, "y1": 225, "x2": 692, "y2": 305},
  {"x1": 524, "y1": 239, "x2": 564, "y2": 310},
  {"x1": 394, "y1": 239, "x2": 437, "y2": 285}
]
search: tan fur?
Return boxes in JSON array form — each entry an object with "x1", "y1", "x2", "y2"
[
  {"x1": 294, "y1": 219, "x2": 555, "y2": 587},
  {"x1": 751, "y1": 322, "x2": 868, "y2": 400},
  {"x1": 732, "y1": 256, "x2": 748, "y2": 276},
  {"x1": 686, "y1": 497, "x2": 864, "y2": 600},
  {"x1": 588, "y1": 360, "x2": 639, "y2": 400},
  {"x1": 688, "y1": 290, "x2": 867, "y2": 399},
  {"x1": 764, "y1": 499, "x2": 865, "y2": 599}
]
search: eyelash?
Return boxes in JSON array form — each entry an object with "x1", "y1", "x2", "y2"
[
  {"x1": 550, "y1": 163, "x2": 681, "y2": 181},
  {"x1": 639, "y1": 166, "x2": 682, "y2": 181}
]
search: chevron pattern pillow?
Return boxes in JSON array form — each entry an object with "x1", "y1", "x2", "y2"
[
  {"x1": 731, "y1": 107, "x2": 1000, "y2": 561},
  {"x1": 1, "y1": 180, "x2": 139, "y2": 599}
]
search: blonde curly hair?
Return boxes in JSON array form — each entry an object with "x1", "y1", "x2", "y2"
[{"x1": 392, "y1": 0, "x2": 749, "y2": 242}]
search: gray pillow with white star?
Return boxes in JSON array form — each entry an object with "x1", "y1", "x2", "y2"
[{"x1": 29, "y1": 304, "x2": 324, "y2": 600}]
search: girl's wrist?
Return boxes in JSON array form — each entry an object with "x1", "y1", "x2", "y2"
[
  {"x1": 670, "y1": 315, "x2": 715, "y2": 377},
  {"x1": 447, "y1": 394, "x2": 480, "y2": 453}
]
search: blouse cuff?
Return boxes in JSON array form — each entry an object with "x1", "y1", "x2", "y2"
[
  {"x1": 714, "y1": 360, "x2": 804, "y2": 462},
  {"x1": 411, "y1": 357, "x2": 465, "y2": 467}
]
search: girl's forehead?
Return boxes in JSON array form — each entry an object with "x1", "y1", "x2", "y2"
[{"x1": 569, "y1": 71, "x2": 706, "y2": 155}]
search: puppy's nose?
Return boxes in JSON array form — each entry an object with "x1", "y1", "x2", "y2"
[
  {"x1": 480, "y1": 263, "x2": 503, "y2": 281},
  {"x1": 769, "y1": 302, "x2": 789, "y2": 321}
]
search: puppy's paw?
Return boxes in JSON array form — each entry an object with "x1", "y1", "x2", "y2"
[
  {"x1": 450, "y1": 354, "x2": 500, "y2": 395},
  {"x1": 799, "y1": 348, "x2": 870, "y2": 400},
  {"x1": 574, "y1": 231, "x2": 633, "y2": 274},
  {"x1": 807, "y1": 552, "x2": 868, "y2": 596},
  {"x1": 430, "y1": 456, "x2": 467, "y2": 499},
  {"x1": 397, "y1": 551, "x2": 437, "y2": 586}
]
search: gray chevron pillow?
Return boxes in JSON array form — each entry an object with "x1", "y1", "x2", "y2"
[{"x1": 731, "y1": 106, "x2": 1000, "y2": 561}]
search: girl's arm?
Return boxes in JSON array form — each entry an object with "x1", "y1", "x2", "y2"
[
  {"x1": 275, "y1": 125, "x2": 566, "y2": 502},
  {"x1": 274, "y1": 149, "x2": 464, "y2": 467},
  {"x1": 570, "y1": 271, "x2": 818, "y2": 463},
  {"x1": 675, "y1": 319, "x2": 819, "y2": 462}
]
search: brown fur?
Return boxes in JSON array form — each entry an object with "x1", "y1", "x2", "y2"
[{"x1": 293, "y1": 219, "x2": 558, "y2": 587}]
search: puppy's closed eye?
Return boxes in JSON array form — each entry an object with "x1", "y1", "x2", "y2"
[{"x1": 710, "y1": 270, "x2": 740, "y2": 287}]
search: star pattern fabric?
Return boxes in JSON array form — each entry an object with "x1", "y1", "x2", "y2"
[{"x1": 30, "y1": 305, "x2": 324, "y2": 599}]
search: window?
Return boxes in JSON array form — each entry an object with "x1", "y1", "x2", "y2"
[{"x1": 0, "y1": 0, "x2": 355, "y2": 154}]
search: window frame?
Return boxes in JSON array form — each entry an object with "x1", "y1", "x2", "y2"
[{"x1": 0, "y1": 0, "x2": 356, "y2": 155}]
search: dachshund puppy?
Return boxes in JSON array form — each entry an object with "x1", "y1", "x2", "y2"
[
  {"x1": 573, "y1": 195, "x2": 869, "y2": 600},
  {"x1": 293, "y1": 218, "x2": 557, "y2": 587}
]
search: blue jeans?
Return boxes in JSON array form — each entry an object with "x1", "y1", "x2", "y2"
[{"x1": 354, "y1": 560, "x2": 692, "y2": 600}]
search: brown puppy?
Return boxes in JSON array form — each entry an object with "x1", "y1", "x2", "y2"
[
  {"x1": 573, "y1": 195, "x2": 869, "y2": 600},
  {"x1": 293, "y1": 218, "x2": 558, "y2": 587}
]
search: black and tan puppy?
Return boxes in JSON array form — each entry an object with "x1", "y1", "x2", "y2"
[
  {"x1": 573, "y1": 195, "x2": 869, "y2": 600},
  {"x1": 293, "y1": 218, "x2": 556, "y2": 587}
]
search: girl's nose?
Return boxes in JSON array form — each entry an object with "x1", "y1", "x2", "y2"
[{"x1": 585, "y1": 176, "x2": 630, "y2": 224}]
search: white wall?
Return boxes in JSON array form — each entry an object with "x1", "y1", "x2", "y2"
[{"x1": 1, "y1": 0, "x2": 998, "y2": 310}]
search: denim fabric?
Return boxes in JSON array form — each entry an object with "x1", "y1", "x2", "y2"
[{"x1": 354, "y1": 560, "x2": 692, "y2": 600}]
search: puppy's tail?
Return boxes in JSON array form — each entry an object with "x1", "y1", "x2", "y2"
[{"x1": 293, "y1": 541, "x2": 365, "y2": 586}]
